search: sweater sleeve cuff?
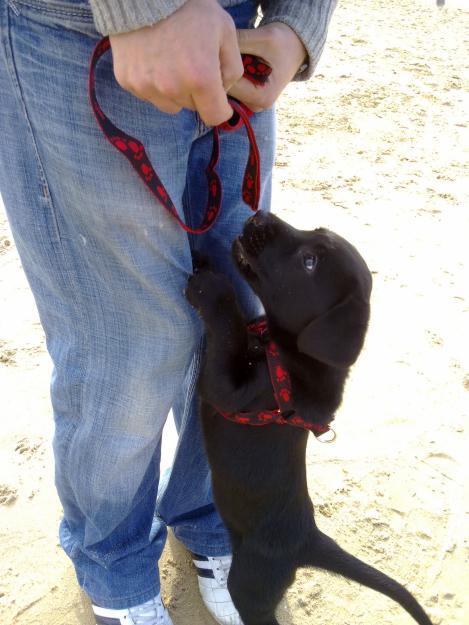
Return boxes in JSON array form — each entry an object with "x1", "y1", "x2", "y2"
[
  {"x1": 88, "y1": 0, "x2": 188, "y2": 35},
  {"x1": 259, "y1": 0, "x2": 337, "y2": 80}
]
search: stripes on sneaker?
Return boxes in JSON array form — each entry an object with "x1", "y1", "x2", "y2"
[
  {"x1": 92, "y1": 593, "x2": 173, "y2": 625},
  {"x1": 190, "y1": 553, "x2": 242, "y2": 625},
  {"x1": 190, "y1": 552, "x2": 216, "y2": 579},
  {"x1": 93, "y1": 605, "x2": 126, "y2": 625},
  {"x1": 195, "y1": 567, "x2": 216, "y2": 579},
  {"x1": 95, "y1": 616, "x2": 121, "y2": 625}
]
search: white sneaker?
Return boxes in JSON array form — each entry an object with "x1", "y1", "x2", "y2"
[
  {"x1": 92, "y1": 594, "x2": 173, "y2": 625},
  {"x1": 191, "y1": 552, "x2": 243, "y2": 625}
]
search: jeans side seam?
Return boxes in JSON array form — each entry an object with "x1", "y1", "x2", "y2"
[
  {"x1": 3, "y1": 4, "x2": 63, "y2": 245},
  {"x1": 2, "y1": 1, "x2": 90, "y2": 468},
  {"x1": 182, "y1": 338, "x2": 204, "y2": 430}
]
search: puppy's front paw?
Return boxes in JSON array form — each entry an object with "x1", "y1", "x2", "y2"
[{"x1": 185, "y1": 269, "x2": 236, "y2": 317}]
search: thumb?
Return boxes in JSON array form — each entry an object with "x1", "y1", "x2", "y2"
[
  {"x1": 236, "y1": 28, "x2": 266, "y2": 56},
  {"x1": 228, "y1": 77, "x2": 264, "y2": 112}
]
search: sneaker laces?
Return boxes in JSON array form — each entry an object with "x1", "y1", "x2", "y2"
[{"x1": 128, "y1": 596, "x2": 168, "y2": 625}]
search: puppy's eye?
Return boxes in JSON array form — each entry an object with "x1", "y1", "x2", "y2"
[{"x1": 303, "y1": 254, "x2": 318, "y2": 272}]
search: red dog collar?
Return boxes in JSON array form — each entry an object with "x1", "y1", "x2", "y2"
[
  {"x1": 88, "y1": 37, "x2": 271, "y2": 234},
  {"x1": 218, "y1": 318, "x2": 335, "y2": 439}
]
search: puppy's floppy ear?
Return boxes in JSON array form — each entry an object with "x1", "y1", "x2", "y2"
[{"x1": 297, "y1": 294, "x2": 370, "y2": 368}]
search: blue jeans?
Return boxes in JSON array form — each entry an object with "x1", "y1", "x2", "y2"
[{"x1": 0, "y1": 0, "x2": 275, "y2": 610}]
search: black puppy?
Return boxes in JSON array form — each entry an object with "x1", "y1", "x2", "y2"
[{"x1": 186, "y1": 211, "x2": 433, "y2": 625}]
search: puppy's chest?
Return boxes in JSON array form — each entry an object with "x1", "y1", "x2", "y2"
[
  {"x1": 246, "y1": 332, "x2": 268, "y2": 366},
  {"x1": 205, "y1": 317, "x2": 336, "y2": 436}
]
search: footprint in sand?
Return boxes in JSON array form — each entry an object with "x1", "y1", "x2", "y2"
[
  {"x1": 0, "y1": 484, "x2": 18, "y2": 505},
  {"x1": 15, "y1": 437, "x2": 43, "y2": 459},
  {"x1": 0, "y1": 235, "x2": 12, "y2": 254},
  {"x1": 0, "y1": 343, "x2": 17, "y2": 365}
]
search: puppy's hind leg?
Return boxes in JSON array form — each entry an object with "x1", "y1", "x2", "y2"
[{"x1": 227, "y1": 548, "x2": 294, "y2": 625}]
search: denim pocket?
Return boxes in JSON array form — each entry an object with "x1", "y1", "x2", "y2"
[{"x1": 8, "y1": 0, "x2": 96, "y2": 36}]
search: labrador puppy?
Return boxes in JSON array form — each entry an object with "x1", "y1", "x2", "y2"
[{"x1": 186, "y1": 211, "x2": 433, "y2": 625}]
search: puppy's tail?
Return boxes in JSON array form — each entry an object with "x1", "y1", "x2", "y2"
[{"x1": 302, "y1": 529, "x2": 433, "y2": 625}]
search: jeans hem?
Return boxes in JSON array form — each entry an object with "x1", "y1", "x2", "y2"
[
  {"x1": 173, "y1": 528, "x2": 232, "y2": 557},
  {"x1": 86, "y1": 582, "x2": 161, "y2": 611}
]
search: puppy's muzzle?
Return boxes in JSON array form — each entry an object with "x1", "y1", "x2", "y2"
[{"x1": 241, "y1": 211, "x2": 276, "y2": 257}]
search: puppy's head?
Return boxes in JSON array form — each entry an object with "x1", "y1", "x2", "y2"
[{"x1": 232, "y1": 211, "x2": 372, "y2": 369}]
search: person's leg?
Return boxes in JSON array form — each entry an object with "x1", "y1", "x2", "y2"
[{"x1": 0, "y1": 0, "x2": 201, "y2": 609}]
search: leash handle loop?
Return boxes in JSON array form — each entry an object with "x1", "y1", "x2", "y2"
[{"x1": 88, "y1": 37, "x2": 271, "y2": 234}]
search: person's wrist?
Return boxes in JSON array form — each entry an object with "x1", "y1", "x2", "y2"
[{"x1": 262, "y1": 22, "x2": 307, "y2": 74}]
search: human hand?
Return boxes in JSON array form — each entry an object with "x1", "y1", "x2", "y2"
[
  {"x1": 229, "y1": 23, "x2": 307, "y2": 112},
  {"x1": 109, "y1": 0, "x2": 244, "y2": 125}
]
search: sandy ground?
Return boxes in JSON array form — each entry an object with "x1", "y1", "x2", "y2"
[{"x1": 1, "y1": 0, "x2": 468, "y2": 623}]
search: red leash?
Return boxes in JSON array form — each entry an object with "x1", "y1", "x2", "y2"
[{"x1": 88, "y1": 37, "x2": 272, "y2": 234}]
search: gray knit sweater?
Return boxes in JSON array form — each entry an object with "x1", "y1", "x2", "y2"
[{"x1": 87, "y1": 0, "x2": 337, "y2": 79}]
